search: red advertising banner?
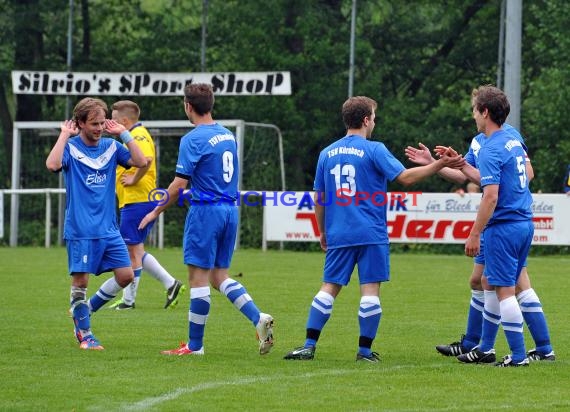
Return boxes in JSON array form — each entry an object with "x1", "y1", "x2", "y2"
[{"x1": 263, "y1": 192, "x2": 569, "y2": 245}]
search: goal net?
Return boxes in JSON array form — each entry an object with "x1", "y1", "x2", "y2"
[{"x1": 4, "y1": 120, "x2": 285, "y2": 248}]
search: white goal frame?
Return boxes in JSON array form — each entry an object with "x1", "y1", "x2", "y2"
[{"x1": 7, "y1": 120, "x2": 285, "y2": 247}]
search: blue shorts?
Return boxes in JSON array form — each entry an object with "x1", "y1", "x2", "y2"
[
  {"x1": 183, "y1": 204, "x2": 238, "y2": 269},
  {"x1": 475, "y1": 231, "x2": 528, "y2": 267},
  {"x1": 323, "y1": 244, "x2": 390, "y2": 286},
  {"x1": 120, "y1": 202, "x2": 156, "y2": 245},
  {"x1": 66, "y1": 235, "x2": 131, "y2": 275},
  {"x1": 483, "y1": 221, "x2": 534, "y2": 287}
]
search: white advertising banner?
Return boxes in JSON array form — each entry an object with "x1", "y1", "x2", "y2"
[
  {"x1": 11, "y1": 71, "x2": 291, "y2": 96},
  {"x1": 263, "y1": 191, "x2": 570, "y2": 245}
]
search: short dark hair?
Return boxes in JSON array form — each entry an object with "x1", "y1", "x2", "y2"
[
  {"x1": 471, "y1": 85, "x2": 510, "y2": 126},
  {"x1": 184, "y1": 83, "x2": 214, "y2": 116},
  {"x1": 342, "y1": 96, "x2": 377, "y2": 129},
  {"x1": 73, "y1": 97, "x2": 108, "y2": 124},
  {"x1": 112, "y1": 100, "x2": 140, "y2": 122}
]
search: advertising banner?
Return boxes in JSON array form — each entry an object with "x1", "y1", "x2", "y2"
[
  {"x1": 263, "y1": 191, "x2": 570, "y2": 245},
  {"x1": 11, "y1": 71, "x2": 291, "y2": 96}
]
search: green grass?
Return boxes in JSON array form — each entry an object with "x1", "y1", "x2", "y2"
[{"x1": 1, "y1": 247, "x2": 569, "y2": 411}]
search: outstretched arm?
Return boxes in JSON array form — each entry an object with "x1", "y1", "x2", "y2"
[
  {"x1": 396, "y1": 151, "x2": 465, "y2": 187},
  {"x1": 434, "y1": 146, "x2": 482, "y2": 185},
  {"x1": 406, "y1": 143, "x2": 468, "y2": 185},
  {"x1": 139, "y1": 176, "x2": 188, "y2": 229}
]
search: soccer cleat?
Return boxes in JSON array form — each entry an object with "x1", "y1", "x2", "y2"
[
  {"x1": 161, "y1": 342, "x2": 204, "y2": 356},
  {"x1": 114, "y1": 302, "x2": 135, "y2": 310},
  {"x1": 165, "y1": 280, "x2": 186, "y2": 309},
  {"x1": 527, "y1": 348, "x2": 556, "y2": 361},
  {"x1": 495, "y1": 354, "x2": 529, "y2": 367},
  {"x1": 435, "y1": 335, "x2": 470, "y2": 356},
  {"x1": 256, "y1": 313, "x2": 274, "y2": 355},
  {"x1": 108, "y1": 298, "x2": 124, "y2": 309},
  {"x1": 284, "y1": 346, "x2": 315, "y2": 360},
  {"x1": 457, "y1": 348, "x2": 496, "y2": 364},
  {"x1": 79, "y1": 335, "x2": 104, "y2": 350},
  {"x1": 356, "y1": 351, "x2": 380, "y2": 363}
]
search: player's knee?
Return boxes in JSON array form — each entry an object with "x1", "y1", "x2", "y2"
[
  {"x1": 469, "y1": 276, "x2": 482, "y2": 290},
  {"x1": 116, "y1": 269, "x2": 134, "y2": 287}
]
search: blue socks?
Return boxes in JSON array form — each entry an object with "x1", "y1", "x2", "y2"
[
  {"x1": 358, "y1": 296, "x2": 382, "y2": 356},
  {"x1": 219, "y1": 278, "x2": 261, "y2": 326},
  {"x1": 305, "y1": 291, "x2": 334, "y2": 348},
  {"x1": 463, "y1": 290, "x2": 484, "y2": 350},
  {"x1": 188, "y1": 286, "x2": 210, "y2": 351}
]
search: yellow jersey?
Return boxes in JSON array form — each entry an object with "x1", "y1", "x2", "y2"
[{"x1": 116, "y1": 123, "x2": 157, "y2": 208}]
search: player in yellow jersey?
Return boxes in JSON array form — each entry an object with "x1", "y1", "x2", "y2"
[{"x1": 109, "y1": 100, "x2": 185, "y2": 310}]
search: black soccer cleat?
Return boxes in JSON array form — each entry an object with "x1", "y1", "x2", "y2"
[
  {"x1": 495, "y1": 354, "x2": 529, "y2": 367},
  {"x1": 527, "y1": 348, "x2": 555, "y2": 362},
  {"x1": 165, "y1": 280, "x2": 186, "y2": 309},
  {"x1": 284, "y1": 346, "x2": 315, "y2": 360},
  {"x1": 435, "y1": 335, "x2": 469, "y2": 357},
  {"x1": 457, "y1": 348, "x2": 496, "y2": 364},
  {"x1": 115, "y1": 302, "x2": 135, "y2": 310},
  {"x1": 356, "y1": 351, "x2": 380, "y2": 363}
]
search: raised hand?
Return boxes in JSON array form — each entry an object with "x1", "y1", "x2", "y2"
[
  {"x1": 438, "y1": 149, "x2": 465, "y2": 169},
  {"x1": 405, "y1": 142, "x2": 434, "y2": 165},
  {"x1": 104, "y1": 119, "x2": 127, "y2": 136},
  {"x1": 434, "y1": 145, "x2": 460, "y2": 158},
  {"x1": 60, "y1": 120, "x2": 78, "y2": 136}
]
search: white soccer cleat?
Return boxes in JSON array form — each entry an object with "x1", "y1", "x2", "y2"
[{"x1": 256, "y1": 313, "x2": 274, "y2": 355}]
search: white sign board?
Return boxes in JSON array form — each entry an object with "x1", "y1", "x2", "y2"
[
  {"x1": 11, "y1": 71, "x2": 291, "y2": 96},
  {"x1": 263, "y1": 192, "x2": 570, "y2": 245}
]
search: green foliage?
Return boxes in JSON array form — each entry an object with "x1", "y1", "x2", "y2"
[
  {"x1": 1, "y1": 247, "x2": 569, "y2": 410},
  {"x1": 2, "y1": 0, "x2": 570, "y2": 245},
  {"x1": 521, "y1": 0, "x2": 570, "y2": 193}
]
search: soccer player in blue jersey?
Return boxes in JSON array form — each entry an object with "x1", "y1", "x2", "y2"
[
  {"x1": 46, "y1": 97, "x2": 148, "y2": 350},
  {"x1": 283, "y1": 96, "x2": 465, "y2": 362},
  {"x1": 108, "y1": 100, "x2": 185, "y2": 310},
  {"x1": 138, "y1": 83, "x2": 274, "y2": 356},
  {"x1": 406, "y1": 125, "x2": 554, "y2": 363},
  {"x1": 460, "y1": 85, "x2": 536, "y2": 366}
]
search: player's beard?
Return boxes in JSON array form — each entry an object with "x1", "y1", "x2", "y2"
[{"x1": 83, "y1": 130, "x2": 102, "y2": 144}]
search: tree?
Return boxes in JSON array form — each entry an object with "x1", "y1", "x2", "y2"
[{"x1": 2, "y1": 0, "x2": 569, "y2": 196}]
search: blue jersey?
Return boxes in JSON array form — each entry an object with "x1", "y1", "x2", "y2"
[
  {"x1": 61, "y1": 136, "x2": 132, "y2": 240},
  {"x1": 464, "y1": 123, "x2": 524, "y2": 168},
  {"x1": 478, "y1": 129, "x2": 533, "y2": 224},
  {"x1": 176, "y1": 123, "x2": 239, "y2": 202},
  {"x1": 313, "y1": 135, "x2": 405, "y2": 248}
]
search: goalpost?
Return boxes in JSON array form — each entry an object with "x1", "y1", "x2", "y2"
[{"x1": 6, "y1": 120, "x2": 285, "y2": 248}]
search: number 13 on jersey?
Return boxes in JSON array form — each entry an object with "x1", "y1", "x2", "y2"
[{"x1": 330, "y1": 163, "x2": 356, "y2": 196}]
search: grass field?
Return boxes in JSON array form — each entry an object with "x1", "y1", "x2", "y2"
[{"x1": 0, "y1": 247, "x2": 569, "y2": 411}]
